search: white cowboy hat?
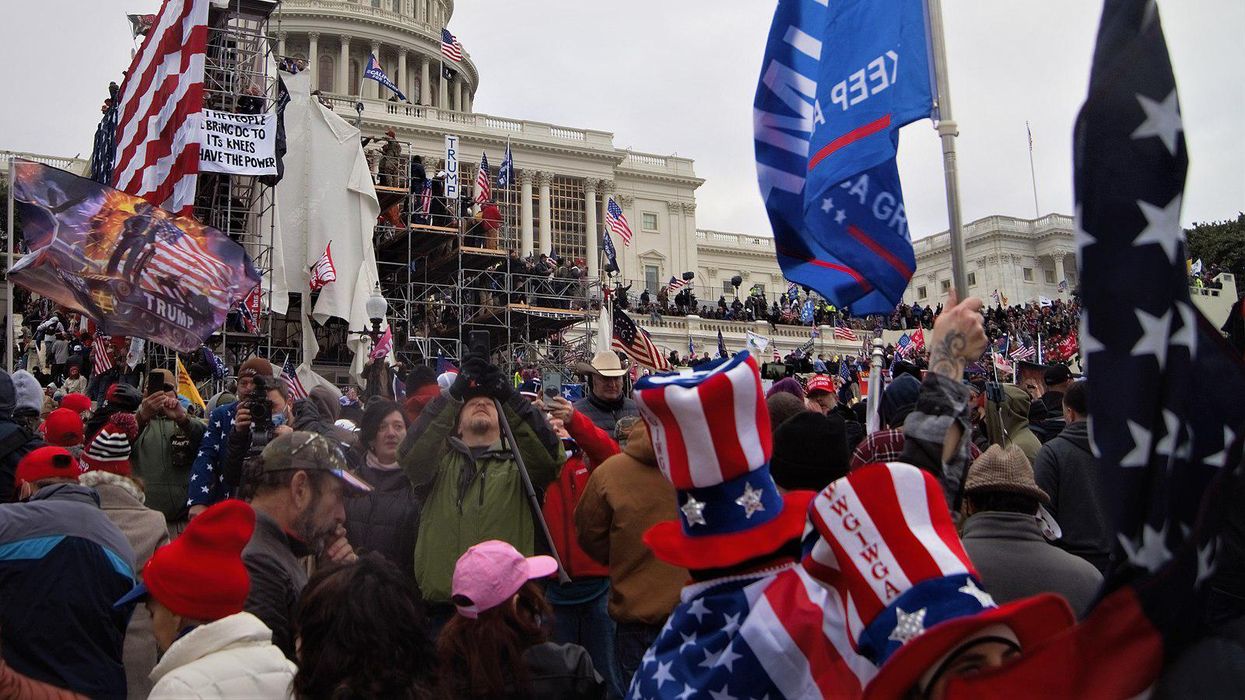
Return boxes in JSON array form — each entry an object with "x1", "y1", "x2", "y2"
[{"x1": 575, "y1": 350, "x2": 628, "y2": 378}]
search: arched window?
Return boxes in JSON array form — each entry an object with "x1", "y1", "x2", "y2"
[{"x1": 318, "y1": 54, "x2": 335, "y2": 93}]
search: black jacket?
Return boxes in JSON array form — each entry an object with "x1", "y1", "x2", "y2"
[
  {"x1": 1033, "y1": 421, "x2": 1112, "y2": 573},
  {"x1": 343, "y1": 462, "x2": 422, "y2": 586},
  {"x1": 446, "y1": 642, "x2": 604, "y2": 699},
  {"x1": 242, "y1": 509, "x2": 310, "y2": 660},
  {"x1": 572, "y1": 394, "x2": 639, "y2": 436}
]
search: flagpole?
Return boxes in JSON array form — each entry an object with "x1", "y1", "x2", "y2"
[
  {"x1": 1037, "y1": 332, "x2": 1043, "y2": 366},
  {"x1": 5, "y1": 158, "x2": 13, "y2": 373},
  {"x1": 926, "y1": 0, "x2": 968, "y2": 295},
  {"x1": 1026, "y1": 121, "x2": 1040, "y2": 218}
]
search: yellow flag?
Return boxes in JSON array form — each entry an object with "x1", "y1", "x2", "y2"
[{"x1": 176, "y1": 357, "x2": 205, "y2": 410}]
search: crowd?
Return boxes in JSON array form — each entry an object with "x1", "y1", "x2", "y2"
[{"x1": 2, "y1": 285, "x2": 1232, "y2": 699}]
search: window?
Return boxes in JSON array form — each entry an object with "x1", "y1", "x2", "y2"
[
  {"x1": 548, "y1": 176, "x2": 587, "y2": 263},
  {"x1": 940, "y1": 280, "x2": 951, "y2": 293},
  {"x1": 723, "y1": 280, "x2": 735, "y2": 296},
  {"x1": 917, "y1": 286, "x2": 927, "y2": 300},
  {"x1": 1044, "y1": 269, "x2": 1056, "y2": 284},
  {"x1": 318, "y1": 55, "x2": 334, "y2": 93},
  {"x1": 967, "y1": 272, "x2": 976, "y2": 287},
  {"x1": 642, "y1": 212, "x2": 659, "y2": 231},
  {"x1": 644, "y1": 265, "x2": 660, "y2": 293},
  {"x1": 1023, "y1": 268, "x2": 1034, "y2": 282}
]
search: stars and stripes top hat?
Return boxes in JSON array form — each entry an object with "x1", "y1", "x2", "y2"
[
  {"x1": 633, "y1": 350, "x2": 815, "y2": 570},
  {"x1": 803, "y1": 462, "x2": 1075, "y2": 699}
]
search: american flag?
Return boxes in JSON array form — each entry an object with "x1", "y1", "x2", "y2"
[
  {"x1": 832, "y1": 324, "x2": 858, "y2": 342},
  {"x1": 309, "y1": 243, "x2": 338, "y2": 291},
  {"x1": 666, "y1": 276, "x2": 688, "y2": 294},
  {"x1": 111, "y1": 0, "x2": 209, "y2": 216},
  {"x1": 281, "y1": 357, "x2": 308, "y2": 401},
  {"x1": 441, "y1": 28, "x2": 464, "y2": 62},
  {"x1": 237, "y1": 284, "x2": 261, "y2": 334},
  {"x1": 92, "y1": 334, "x2": 114, "y2": 376},
  {"x1": 474, "y1": 152, "x2": 490, "y2": 204},
  {"x1": 1010, "y1": 341, "x2": 1036, "y2": 361},
  {"x1": 137, "y1": 224, "x2": 236, "y2": 308},
  {"x1": 419, "y1": 178, "x2": 433, "y2": 217},
  {"x1": 894, "y1": 332, "x2": 912, "y2": 357},
  {"x1": 611, "y1": 308, "x2": 670, "y2": 371},
  {"x1": 952, "y1": 3, "x2": 1245, "y2": 695},
  {"x1": 605, "y1": 197, "x2": 633, "y2": 246},
  {"x1": 838, "y1": 357, "x2": 852, "y2": 383}
]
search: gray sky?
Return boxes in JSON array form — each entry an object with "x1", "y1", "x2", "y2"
[{"x1": 2, "y1": 1, "x2": 1241, "y2": 239}]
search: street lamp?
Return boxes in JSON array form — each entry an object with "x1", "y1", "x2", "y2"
[{"x1": 352, "y1": 283, "x2": 389, "y2": 343}]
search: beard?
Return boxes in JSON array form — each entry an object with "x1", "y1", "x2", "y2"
[
  {"x1": 465, "y1": 414, "x2": 494, "y2": 434},
  {"x1": 294, "y1": 503, "x2": 337, "y2": 553}
]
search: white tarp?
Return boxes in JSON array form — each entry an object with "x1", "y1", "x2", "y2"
[{"x1": 266, "y1": 71, "x2": 385, "y2": 381}]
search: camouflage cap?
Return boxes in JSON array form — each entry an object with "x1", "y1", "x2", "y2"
[{"x1": 258, "y1": 431, "x2": 372, "y2": 492}]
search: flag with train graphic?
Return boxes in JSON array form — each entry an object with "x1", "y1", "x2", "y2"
[{"x1": 7, "y1": 160, "x2": 260, "y2": 352}]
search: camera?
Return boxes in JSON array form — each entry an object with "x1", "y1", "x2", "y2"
[{"x1": 247, "y1": 374, "x2": 275, "y2": 433}]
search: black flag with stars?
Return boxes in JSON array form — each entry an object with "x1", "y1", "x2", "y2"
[{"x1": 1076, "y1": 0, "x2": 1245, "y2": 647}]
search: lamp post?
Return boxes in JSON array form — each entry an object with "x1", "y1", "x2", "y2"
[{"x1": 353, "y1": 283, "x2": 389, "y2": 344}]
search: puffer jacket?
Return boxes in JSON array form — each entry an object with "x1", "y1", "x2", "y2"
[
  {"x1": 344, "y1": 458, "x2": 422, "y2": 585},
  {"x1": 542, "y1": 411, "x2": 619, "y2": 580},
  {"x1": 147, "y1": 612, "x2": 296, "y2": 699},
  {"x1": 400, "y1": 391, "x2": 565, "y2": 603},
  {"x1": 574, "y1": 421, "x2": 688, "y2": 624}
]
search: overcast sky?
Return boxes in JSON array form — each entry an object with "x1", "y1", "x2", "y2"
[{"x1": 1, "y1": 1, "x2": 1240, "y2": 240}]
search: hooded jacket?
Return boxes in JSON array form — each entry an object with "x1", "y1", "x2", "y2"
[
  {"x1": 147, "y1": 612, "x2": 296, "y2": 699},
  {"x1": 0, "y1": 371, "x2": 43, "y2": 503},
  {"x1": 985, "y1": 384, "x2": 1042, "y2": 465},
  {"x1": 574, "y1": 422, "x2": 688, "y2": 624},
  {"x1": 1033, "y1": 420, "x2": 1112, "y2": 573},
  {"x1": 399, "y1": 391, "x2": 565, "y2": 603}
]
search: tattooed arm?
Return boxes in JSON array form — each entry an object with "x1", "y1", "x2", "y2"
[{"x1": 926, "y1": 291, "x2": 988, "y2": 462}]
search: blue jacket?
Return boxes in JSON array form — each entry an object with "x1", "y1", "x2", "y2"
[
  {"x1": 187, "y1": 402, "x2": 240, "y2": 508},
  {"x1": 0, "y1": 484, "x2": 137, "y2": 698}
]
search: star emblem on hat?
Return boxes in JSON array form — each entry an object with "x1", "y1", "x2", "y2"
[
  {"x1": 681, "y1": 494, "x2": 708, "y2": 527},
  {"x1": 734, "y1": 482, "x2": 766, "y2": 519},
  {"x1": 958, "y1": 578, "x2": 996, "y2": 608},
  {"x1": 889, "y1": 606, "x2": 927, "y2": 645}
]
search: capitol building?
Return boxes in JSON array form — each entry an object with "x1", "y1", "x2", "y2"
[{"x1": 6, "y1": 0, "x2": 1233, "y2": 365}]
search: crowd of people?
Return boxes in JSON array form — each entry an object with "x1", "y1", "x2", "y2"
[{"x1": 3, "y1": 284, "x2": 1232, "y2": 699}]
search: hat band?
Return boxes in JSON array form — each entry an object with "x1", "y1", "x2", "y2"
[
  {"x1": 676, "y1": 464, "x2": 785, "y2": 537},
  {"x1": 858, "y1": 572, "x2": 997, "y2": 667}
]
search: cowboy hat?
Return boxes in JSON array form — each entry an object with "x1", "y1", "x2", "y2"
[{"x1": 575, "y1": 350, "x2": 628, "y2": 378}]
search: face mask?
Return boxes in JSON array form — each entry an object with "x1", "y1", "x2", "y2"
[{"x1": 272, "y1": 413, "x2": 287, "y2": 427}]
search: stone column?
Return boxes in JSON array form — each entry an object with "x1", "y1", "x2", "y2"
[
  {"x1": 338, "y1": 36, "x2": 350, "y2": 94},
  {"x1": 519, "y1": 170, "x2": 534, "y2": 256},
  {"x1": 397, "y1": 48, "x2": 408, "y2": 101},
  {"x1": 1054, "y1": 254, "x2": 1067, "y2": 294},
  {"x1": 307, "y1": 32, "x2": 319, "y2": 90},
  {"x1": 419, "y1": 56, "x2": 431, "y2": 106},
  {"x1": 584, "y1": 179, "x2": 599, "y2": 278},
  {"x1": 455, "y1": 79, "x2": 465, "y2": 111},
  {"x1": 682, "y1": 202, "x2": 698, "y2": 282},
  {"x1": 276, "y1": 31, "x2": 287, "y2": 60},
  {"x1": 368, "y1": 41, "x2": 381, "y2": 100},
  {"x1": 464, "y1": 89, "x2": 472, "y2": 113},
  {"x1": 537, "y1": 171, "x2": 553, "y2": 255},
  {"x1": 438, "y1": 67, "x2": 448, "y2": 109}
]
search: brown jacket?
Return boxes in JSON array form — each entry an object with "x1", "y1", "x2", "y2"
[{"x1": 574, "y1": 422, "x2": 687, "y2": 625}]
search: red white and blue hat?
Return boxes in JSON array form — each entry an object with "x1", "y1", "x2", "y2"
[
  {"x1": 804, "y1": 462, "x2": 1075, "y2": 699},
  {"x1": 634, "y1": 351, "x2": 815, "y2": 570}
]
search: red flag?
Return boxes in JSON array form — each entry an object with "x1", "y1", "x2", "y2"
[
  {"x1": 309, "y1": 243, "x2": 338, "y2": 291},
  {"x1": 910, "y1": 327, "x2": 926, "y2": 352}
]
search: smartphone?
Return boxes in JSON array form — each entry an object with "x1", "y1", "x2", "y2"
[
  {"x1": 467, "y1": 330, "x2": 491, "y2": 358},
  {"x1": 542, "y1": 371, "x2": 562, "y2": 398}
]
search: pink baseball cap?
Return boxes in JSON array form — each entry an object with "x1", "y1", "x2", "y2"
[{"x1": 451, "y1": 540, "x2": 558, "y2": 618}]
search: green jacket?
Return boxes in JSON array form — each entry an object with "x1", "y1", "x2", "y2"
[
  {"x1": 132, "y1": 414, "x2": 206, "y2": 521},
  {"x1": 401, "y1": 392, "x2": 565, "y2": 602}
]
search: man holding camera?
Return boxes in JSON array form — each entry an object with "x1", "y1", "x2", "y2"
[
  {"x1": 133, "y1": 369, "x2": 206, "y2": 534},
  {"x1": 185, "y1": 357, "x2": 274, "y2": 518},
  {"x1": 399, "y1": 352, "x2": 565, "y2": 615}
]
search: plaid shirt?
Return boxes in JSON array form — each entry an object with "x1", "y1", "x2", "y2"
[{"x1": 850, "y1": 427, "x2": 983, "y2": 472}]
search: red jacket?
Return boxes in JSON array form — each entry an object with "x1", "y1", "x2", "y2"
[{"x1": 543, "y1": 411, "x2": 619, "y2": 579}]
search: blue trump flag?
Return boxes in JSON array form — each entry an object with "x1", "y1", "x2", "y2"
[
  {"x1": 601, "y1": 229, "x2": 620, "y2": 274},
  {"x1": 754, "y1": 0, "x2": 935, "y2": 314},
  {"x1": 364, "y1": 54, "x2": 407, "y2": 101}
]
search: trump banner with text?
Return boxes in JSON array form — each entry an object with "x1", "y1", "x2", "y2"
[
  {"x1": 754, "y1": 0, "x2": 934, "y2": 314},
  {"x1": 8, "y1": 160, "x2": 260, "y2": 352}
]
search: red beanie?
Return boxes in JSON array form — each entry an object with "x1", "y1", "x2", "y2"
[
  {"x1": 60, "y1": 393, "x2": 92, "y2": 415},
  {"x1": 43, "y1": 408, "x2": 85, "y2": 447},
  {"x1": 15, "y1": 446, "x2": 83, "y2": 487},
  {"x1": 81, "y1": 413, "x2": 137, "y2": 476},
  {"x1": 143, "y1": 499, "x2": 256, "y2": 621}
]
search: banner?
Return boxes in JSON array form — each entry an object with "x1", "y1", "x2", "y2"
[
  {"x1": 444, "y1": 134, "x2": 460, "y2": 201},
  {"x1": 197, "y1": 109, "x2": 278, "y2": 175},
  {"x1": 8, "y1": 160, "x2": 260, "y2": 352}
]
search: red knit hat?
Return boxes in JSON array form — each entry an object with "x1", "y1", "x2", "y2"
[
  {"x1": 43, "y1": 408, "x2": 85, "y2": 447},
  {"x1": 81, "y1": 413, "x2": 138, "y2": 476},
  {"x1": 14, "y1": 446, "x2": 84, "y2": 487},
  {"x1": 60, "y1": 393, "x2": 92, "y2": 415},
  {"x1": 125, "y1": 500, "x2": 256, "y2": 621}
]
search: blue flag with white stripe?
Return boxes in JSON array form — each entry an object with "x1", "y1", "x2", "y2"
[
  {"x1": 753, "y1": 0, "x2": 934, "y2": 314},
  {"x1": 364, "y1": 54, "x2": 406, "y2": 101}
]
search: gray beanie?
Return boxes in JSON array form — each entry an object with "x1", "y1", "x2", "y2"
[{"x1": 11, "y1": 370, "x2": 43, "y2": 416}]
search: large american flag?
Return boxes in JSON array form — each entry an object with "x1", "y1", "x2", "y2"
[
  {"x1": 951, "y1": 2, "x2": 1245, "y2": 695},
  {"x1": 111, "y1": 0, "x2": 209, "y2": 216},
  {"x1": 474, "y1": 152, "x2": 491, "y2": 204},
  {"x1": 605, "y1": 197, "x2": 633, "y2": 246},
  {"x1": 832, "y1": 324, "x2": 858, "y2": 342},
  {"x1": 137, "y1": 224, "x2": 236, "y2": 307},
  {"x1": 612, "y1": 308, "x2": 670, "y2": 371},
  {"x1": 665, "y1": 275, "x2": 688, "y2": 294},
  {"x1": 441, "y1": 28, "x2": 464, "y2": 62}
]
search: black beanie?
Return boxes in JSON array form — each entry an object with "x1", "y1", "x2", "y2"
[
  {"x1": 770, "y1": 412, "x2": 851, "y2": 493},
  {"x1": 881, "y1": 374, "x2": 922, "y2": 429}
]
